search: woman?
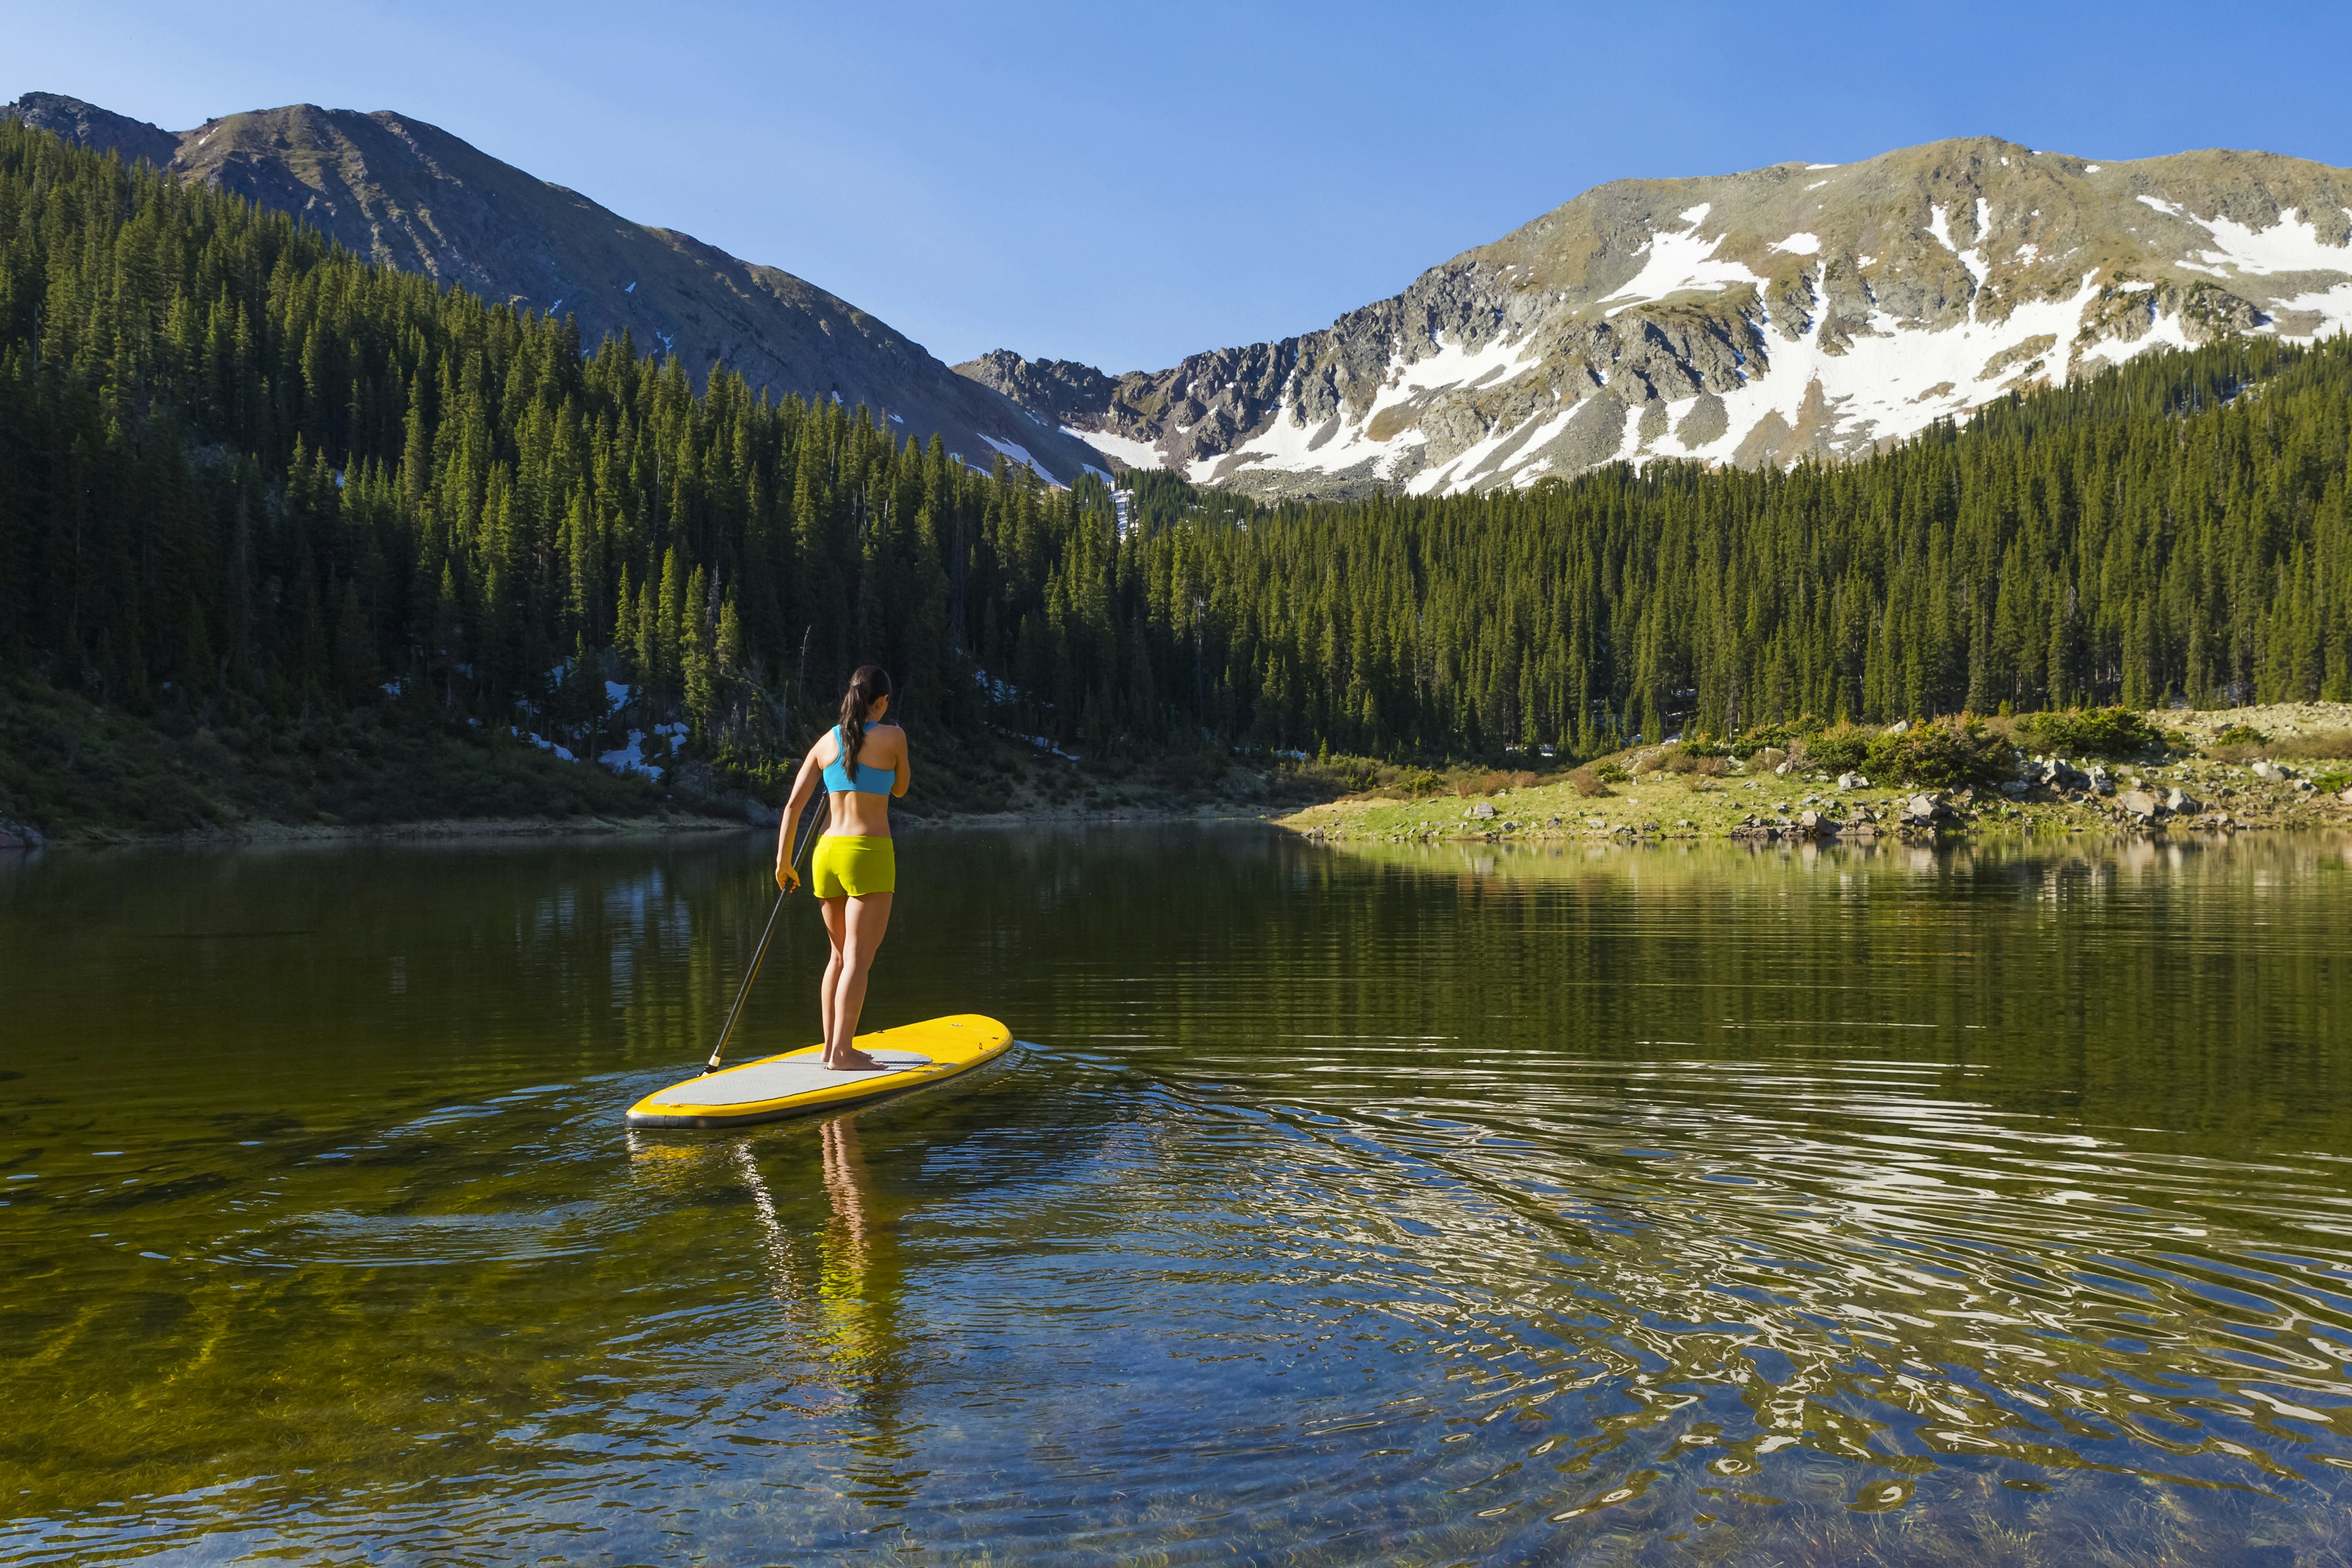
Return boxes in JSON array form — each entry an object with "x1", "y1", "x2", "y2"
[{"x1": 777, "y1": 666, "x2": 910, "y2": 1071}]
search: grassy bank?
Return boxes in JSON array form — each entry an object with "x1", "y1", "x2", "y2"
[{"x1": 1276, "y1": 704, "x2": 2352, "y2": 846}]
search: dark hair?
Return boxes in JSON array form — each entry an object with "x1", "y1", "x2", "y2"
[{"x1": 839, "y1": 666, "x2": 892, "y2": 770}]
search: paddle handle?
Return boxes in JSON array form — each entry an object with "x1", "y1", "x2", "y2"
[
  {"x1": 702, "y1": 797, "x2": 826, "y2": 1074},
  {"x1": 704, "y1": 890, "x2": 786, "y2": 1072}
]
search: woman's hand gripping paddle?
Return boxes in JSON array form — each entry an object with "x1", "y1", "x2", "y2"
[{"x1": 701, "y1": 799, "x2": 825, "y2": 1075}]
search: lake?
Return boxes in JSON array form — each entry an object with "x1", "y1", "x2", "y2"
[{"x1": 4, "y1": 827, "x2": 2351, "y2": 1566}]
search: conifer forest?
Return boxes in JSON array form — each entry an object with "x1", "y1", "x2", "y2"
[{"x1": 6, "y1": 118, "x2": 2351, "y2": 784}]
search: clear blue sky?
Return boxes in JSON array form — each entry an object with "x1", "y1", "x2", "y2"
[{"x1": 7, "y1": 1, "x2": 2348, "y2": 372}]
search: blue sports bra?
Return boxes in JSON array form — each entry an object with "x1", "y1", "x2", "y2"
[{"x1": 822, "y1": 725, "x2": 895, "y2": 795}]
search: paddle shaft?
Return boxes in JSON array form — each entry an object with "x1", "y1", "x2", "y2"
[{"x1": 702, "y1": 799, "x2": 825, "y2": 1074}]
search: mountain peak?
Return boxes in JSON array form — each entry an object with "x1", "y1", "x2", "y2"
[
  {"x1": 2, "y1": 92, "x2": 177, "y2": 167},
  {"x1": 2, "y1": 92, "x2": 1112, "y2": 486},
  {"x1": 965, "y1": 137, "x2": 2352, "y2": 497}
]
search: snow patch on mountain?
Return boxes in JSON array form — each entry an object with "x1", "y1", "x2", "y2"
[
  {"x1": 1370, "y1": 330, "x2": 1541, "y2": 410},
  {"x1": 1603, "y1": 211, "x2": 1762, "y2": 317},
  {"x1": 2274, "y1": 281, "x2": 2352, "y2": 338},
  {"x1": 1673, "y1": 270, "x2": 2105, "y2": 468},
  {"x1": 1188, "y1": 330, "x2": 1534, "y2": 487},
  {"x1": 2140, "y1": 197, "x2": 2352, "y2": 276},
  {"x1": 1402, "y1": 397, "x2": 1579, "y2": 496},
  {"x1": 978, "y1": 433, "x2": 1057, "y2": 483},
  {"x1": 1069, "y1": 425, "x2": 1167, "y2": 472}
]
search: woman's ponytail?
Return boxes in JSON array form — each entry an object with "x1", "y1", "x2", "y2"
[{"x1": 839, "y1": 665, "x2": 892, "y2": 770}]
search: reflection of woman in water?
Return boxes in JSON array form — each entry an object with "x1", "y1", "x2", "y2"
[
  {"x1": 635, "y1": 1118, "x2": 911, "y2": 1444},
  {"x1": 795, "y1": 1118, "x2": 920, "y2": 1488},
  {"x1": 816, "y1": 1117, "x2": 877, "y2": 1355},
  {"x1": 775, "y1": 666, "x2": 909, "y2": 1072}
]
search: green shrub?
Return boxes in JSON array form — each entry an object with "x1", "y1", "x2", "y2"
[
  {"x1": 2013, "y1": 706, "x2": 2160, "y2": 756},
  {"x1": 1801, "y1": 723, "x2": 1877, "y2": 773},
  {"x1": 1861, "y1": 717, "x2": 2016, "y2": 789},
  {"x1": 1729, "y1": 722, "x2": 1801, "y2": 759},
  {"x1": 1594, "y1": 762, "x2": 1630, "y2": 784},
  {"x1": 2211, "y1": 723, "x2": 2268, "y2": 747}
]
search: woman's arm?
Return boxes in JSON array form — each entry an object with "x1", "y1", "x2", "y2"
[
  {"x1": 776, "y1": 743, "x2": 825, "y2": 891},
  {"x1": 890, "y1": 725, "x2": 912, "y2": 798}
]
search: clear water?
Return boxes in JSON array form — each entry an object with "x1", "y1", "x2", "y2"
[{"x1": 4, "y1": 829, "x2": 2351, "y2": 1566}]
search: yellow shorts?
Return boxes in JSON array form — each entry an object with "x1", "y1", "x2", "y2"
[{"x1": 809, "y1": 834, "x2": 896, "y2": 899}]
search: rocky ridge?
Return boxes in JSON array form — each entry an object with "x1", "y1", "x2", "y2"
[
  {"x1": 2, "y1": 92, "x2": 1111, "y2": 486},
  {"x1": 959, "y1": 137, "x2": 2352, "y2": 498}
]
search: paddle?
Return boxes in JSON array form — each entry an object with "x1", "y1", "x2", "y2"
[{"x1": 701, "y1": 797, "x2": 825, "y2": 1075}]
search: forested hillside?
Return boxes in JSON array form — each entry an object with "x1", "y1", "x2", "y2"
[{"x1": 4, "y1": 119, "x2": 2351, "y2": 827}]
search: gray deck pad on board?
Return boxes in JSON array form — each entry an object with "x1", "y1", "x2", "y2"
[{"x1": 676, "y1": 1050, "x2": 933, "y2": 1107}]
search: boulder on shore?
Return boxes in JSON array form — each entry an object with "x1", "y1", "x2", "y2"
[
  {"x1": 2027, "y1": 756, "x2": 2090, "y2": 793},
  {"x1": 1900, "y1": 793, "x2": 1945, "y2": 823},
  {"x1": 2117, "y1": 790, "x2": 2167, "y2": 820}
]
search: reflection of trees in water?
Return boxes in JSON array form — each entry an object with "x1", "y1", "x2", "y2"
[
  {"x1": 0, "y1": 839, "x2": 816, "y2": 1087},
  {"x1": 932, "y1": 826, "x2": 2352, "y2": 1159}
]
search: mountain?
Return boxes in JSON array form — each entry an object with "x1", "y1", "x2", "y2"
[
  {"x1": 1, "y1": 92, "x2": 1110, "y2": 486},
  {"x1": 957, "y1": 136, "x2": 2352, "y2": 498}
]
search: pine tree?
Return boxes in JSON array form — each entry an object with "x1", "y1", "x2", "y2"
[{"x1": 682, "y1": 565, "x2": 717, "y2": 737}]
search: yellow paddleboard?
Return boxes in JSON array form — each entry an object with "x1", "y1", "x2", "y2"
[{"x1": 624, "y1": 1014, "x2": 1013, "y2": 1129}]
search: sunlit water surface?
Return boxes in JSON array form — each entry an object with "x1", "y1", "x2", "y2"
[{"x1": 4, "y1": 828, "x2": 2352, "y2": 1567}]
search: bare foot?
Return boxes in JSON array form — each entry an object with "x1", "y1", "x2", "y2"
[{"x1": 823, "y1": 1049, "x2": 884, "y2": 1071}]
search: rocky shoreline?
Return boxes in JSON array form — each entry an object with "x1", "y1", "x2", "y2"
[{"x1": 1277, "y1": 704, "x2": 2352, "y2": 849}]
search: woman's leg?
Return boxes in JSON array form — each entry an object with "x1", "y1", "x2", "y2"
[
  {"x1": 823, "y1": 891, "x2": 894, "y2": 1068},
  {"x1": 818, "y1": 897, "x2": 847, "y2": 1054}
]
